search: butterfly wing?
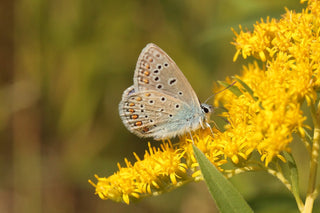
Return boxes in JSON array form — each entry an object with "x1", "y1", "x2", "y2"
[
  {"x1": 119, "y1": 44, "x2": 209, "y2": 140},
  {"x1": 133, "y1": 43, "x2": 201, "y2": 108},
  {"x1": 119, "y1": 86, "x2": 203, "y2": 140}
]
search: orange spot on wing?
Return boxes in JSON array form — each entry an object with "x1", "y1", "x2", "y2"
[
  {"x1": 144, "y1": 71, "x2": 150, "y2": 76},
  {"x1": 131, "y1": 114, "x2": 138, "y2": 119},
  {"x1": 135, "y1": 121, "x2": 142, "y2": 126}
]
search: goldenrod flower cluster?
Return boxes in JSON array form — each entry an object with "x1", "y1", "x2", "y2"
[
  {"x1": 227, "y1": 0, "x2": 320, "y2": 164},
  {"x1": 89, "y1": 129, "x2": 226, "y2": 204},
  {"x1": 90, "y1": 0, "x2": 320, "y2": 204}
]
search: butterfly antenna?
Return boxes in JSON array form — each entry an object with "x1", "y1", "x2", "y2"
[
  {"x1": 204, "y1": 94, "x2": 215, "y2": 104},
  {"x1": 204, "y1": 81, "x2": 237, "y2": 104}
]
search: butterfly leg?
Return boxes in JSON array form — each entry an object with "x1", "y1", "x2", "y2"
[
  {"x1": 205, "y1": 122, "x2": 215, "y2": 138},
  {"x1": 188, "y1": 131, "x2": 195, "y2": 144}
]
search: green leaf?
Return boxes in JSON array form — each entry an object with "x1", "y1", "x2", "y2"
[
  {"x1": 303, "y1": 128, "x2": 313, "y2": 144},
  {"x1": 217, "y1": 81, "x2": 242, "y2": 97},
  {"x1": 192, "y1": 145, "x2": 253, "y2": 213},
  {"x1": 232, "y1": 77, "x2": 265, "y2": 110},
  {"x1": 232, "y1": 77, "x2": 258, "y2": 101},
  {"x1": 212, "y1": 107, "x2": 229, "y2": 132},
  {"x1": 281, "y1": 152, "x2": 300, "y2": 202}
]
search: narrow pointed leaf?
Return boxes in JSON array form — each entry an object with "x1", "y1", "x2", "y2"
[
  {"x1": 232, "y1": 77, "x2": 258, "y2": 101},
  {"x1": 217, "y1": 81, "x2": 242, "y2": 97},
  {"x1": 193, "y1": 145, "x2": 253, "y2": 213},
  {"x1": 281, "y1": 152, "x2": 300, "y2": 202},
  {"x1": 212, "y1": 107, "x2": 229, "y2": 132}
]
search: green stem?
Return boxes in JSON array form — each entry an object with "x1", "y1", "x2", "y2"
[
  {"x1": 224, "y1": 166, "x2": 258, "y2": 178},
  {"x1": 303, "y1": 101, "x2": 320, "y2": 213},
  {"x1": 265, "y1": 167, "x2": 304, "y2": 211}
]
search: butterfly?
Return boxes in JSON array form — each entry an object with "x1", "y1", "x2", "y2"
[{"x1": 119, "y1": 43, "x2": 212, "y2": 140}]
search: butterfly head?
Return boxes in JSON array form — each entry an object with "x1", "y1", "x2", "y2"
[
  {"x1": 201, "y1": 103, "x2": 212, "y2": 114},
  {"x1": 201, "y1": 103, "x2": 213, "y2": 121}
]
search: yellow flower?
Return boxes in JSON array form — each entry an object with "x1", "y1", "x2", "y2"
[
  {"x1": 218, "y1": 0, "x2": 319, "y2": 165},
  {"x1": 89, "y1": 131, "x2": 229, "y2": 204},
  {"x1": 89, "y1": 141, "x2": 190, "y2": 204}
]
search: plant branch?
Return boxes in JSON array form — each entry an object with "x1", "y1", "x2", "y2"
[{"x1": 303, "y1": 101, "x2": 320, "y2": 213}]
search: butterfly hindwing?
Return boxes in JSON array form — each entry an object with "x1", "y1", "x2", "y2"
[{"x1": 119, "y1": 86, "x2": 201, "y2": 139}]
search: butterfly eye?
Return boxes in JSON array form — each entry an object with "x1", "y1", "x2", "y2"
[{"x1": 201, "y1": 104, "x2": 212, "y2": 114}]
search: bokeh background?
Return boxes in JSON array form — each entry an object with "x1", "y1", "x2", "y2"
[{"x1": 1, "y1": 0, "x2": 319, "y2": 213}]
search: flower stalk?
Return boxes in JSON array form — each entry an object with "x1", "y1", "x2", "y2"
[{"x1": 303, "y1": 102, "x2": 320, "y2": 213}]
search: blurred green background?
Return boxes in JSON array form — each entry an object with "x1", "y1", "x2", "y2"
[{"x1": 2, "y1": 0, "x2": 319, "y2": 212}]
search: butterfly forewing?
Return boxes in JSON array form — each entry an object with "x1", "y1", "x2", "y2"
[{"x1": 134, "y1": 43, "x2": 200, "y2": 107}]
